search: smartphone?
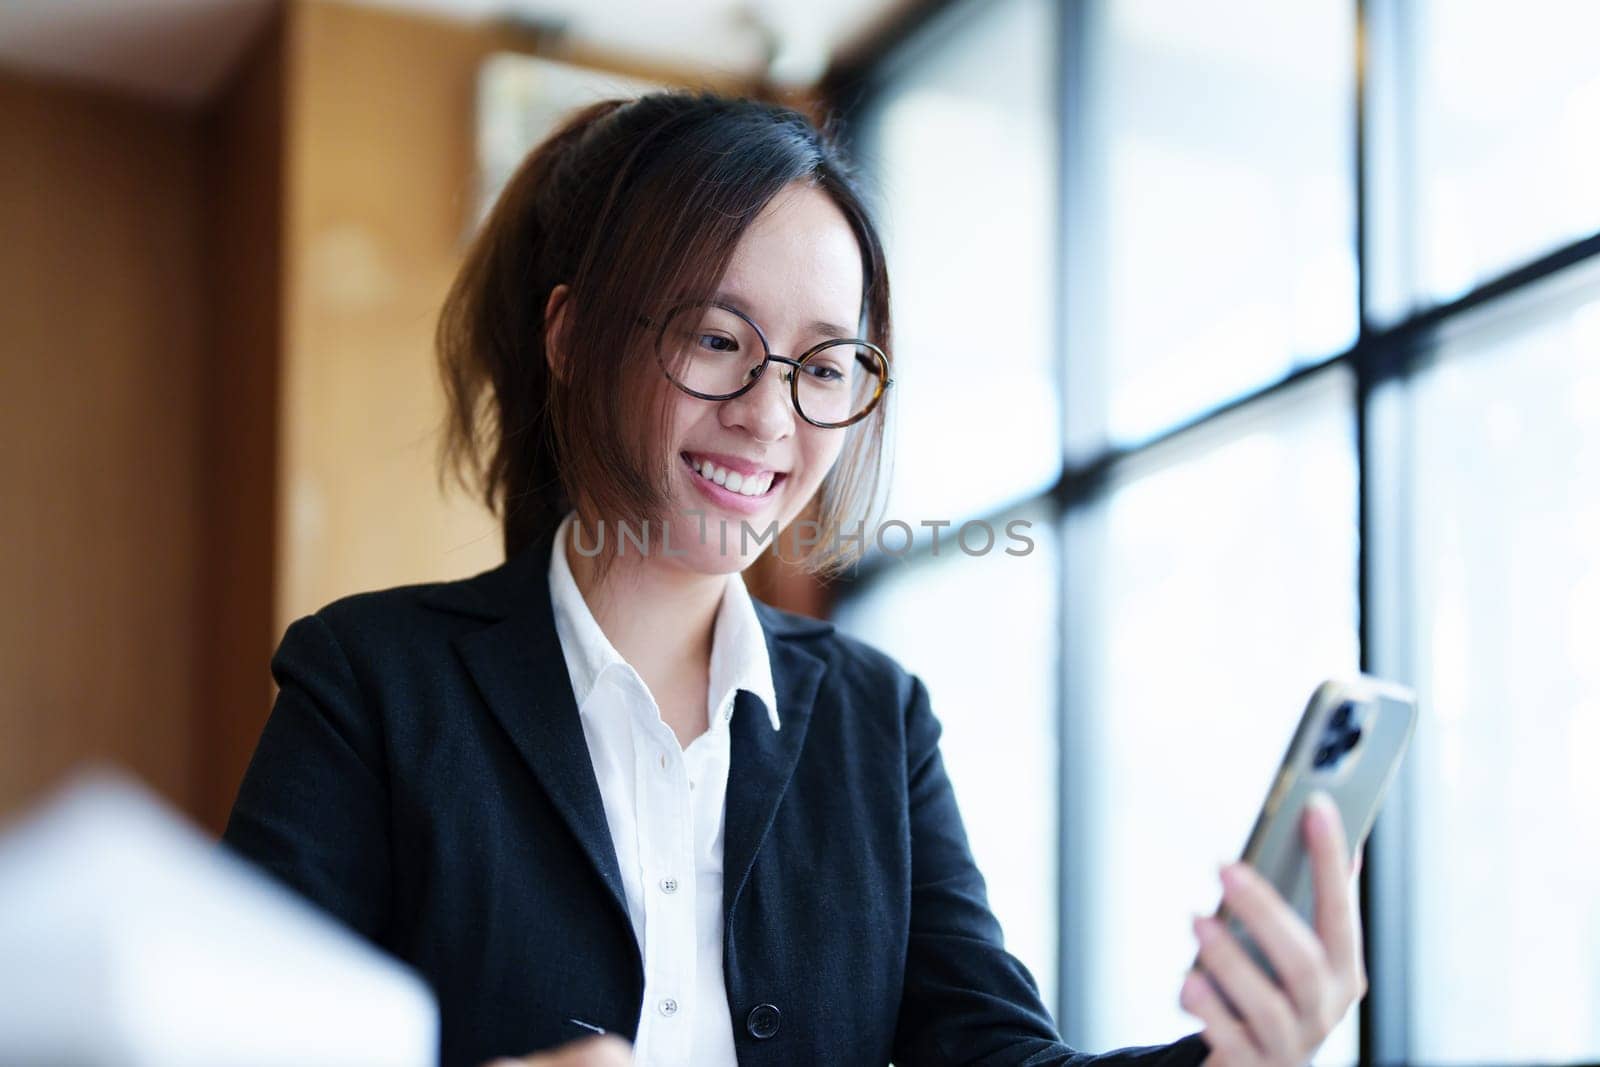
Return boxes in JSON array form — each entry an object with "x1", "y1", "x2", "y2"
[{"x1": 1202, "y1": 676, "x2": 1418, "y2": 988}]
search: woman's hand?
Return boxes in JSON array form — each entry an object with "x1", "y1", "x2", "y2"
[
  {"x1": 483, "y1": 1035, "x2": 633, "y2": 1067},
  {"x1": 1178, "y1": 792, "x2": 1368, "y2": 1066}
]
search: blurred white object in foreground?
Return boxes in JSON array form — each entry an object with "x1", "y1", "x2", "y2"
[{"x1": 0, "y1": 765, "x2": 438, "y2": 1066}]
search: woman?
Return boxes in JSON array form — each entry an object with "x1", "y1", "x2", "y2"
[{"x1": 221, "y1": 90, "x2": 1365, "y2": 1067}]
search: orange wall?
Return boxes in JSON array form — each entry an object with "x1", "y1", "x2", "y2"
[
  {"x1": 276, "y1": 0, "x2": 505, "y2": 633},
  {"x1": 194, "y1": 16, "x2": 285, "y2": 832},
  {"x1": 0, "y1": 1, "x2": 827, "y2": 826},
  {"x1": 0, "y1": 70, "x2": 207, "y2": 818}
]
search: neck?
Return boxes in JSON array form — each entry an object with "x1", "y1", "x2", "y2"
[{"x1": 564, "y1": 519, "x2": 724, "y2": 698}]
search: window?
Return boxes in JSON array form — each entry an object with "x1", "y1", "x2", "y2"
[
  {"x1": 835, "y1": 0, "x2": 1600, "y2": 1061},
  {"x1": 850, "y1": 0, "x2": 1060, "y2": 531},
  {"x1": 1065, "y1": 0, "x2": 1356, "y2": 457},
  {"x1": 1367, "y1": 0, "x2": 1600, "y2": 322},
  {"x1": 1062, "y1": 368, "x2": 1358, "y2": 1056},
  {"x1": 1368, "y1": 258, "x2": 1600, "y2": 1063}
]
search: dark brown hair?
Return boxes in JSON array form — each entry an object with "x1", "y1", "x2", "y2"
[{"x1": 435, "y1": 89, "x2": 893, "y2": 581}]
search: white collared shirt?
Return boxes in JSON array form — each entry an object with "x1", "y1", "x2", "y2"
[{"x1": 546, "y1": 509, "x2": 778, "y2": 1066}]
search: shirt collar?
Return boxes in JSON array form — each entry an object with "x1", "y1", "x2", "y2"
[
  {"x1": 708, "y1": 545, "x2": 782, "y2": 732},
  {"x1": 546, "y1": 510, "x2": 629, "y2": 712},
  {"x1": 547, "y1": 509, "x2": 781, "y2": 732}
]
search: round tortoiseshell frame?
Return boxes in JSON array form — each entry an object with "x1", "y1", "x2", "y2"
[{"x1": 642, "y1": 300, "x2": 894, "y2": 429}]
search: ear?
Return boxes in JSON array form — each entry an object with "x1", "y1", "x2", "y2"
[{"x1": 544, "y1": 283, "x2": 571, "y2": 382}]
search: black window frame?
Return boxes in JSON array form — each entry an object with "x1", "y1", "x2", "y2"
[{"x1": 821, "y1": 0, "x2": 1600, "y2": 1062}]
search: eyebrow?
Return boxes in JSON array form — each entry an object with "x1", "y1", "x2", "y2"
[{"x1": 713, "y1": 290, "x2": 857, "y2": 341}]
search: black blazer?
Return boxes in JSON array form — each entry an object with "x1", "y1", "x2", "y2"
[{"x1": 221, "y1": 525, "x2": 1208, "y2": 1067}]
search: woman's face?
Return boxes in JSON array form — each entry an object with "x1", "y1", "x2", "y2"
[{"x1": 660, "y1": 180, "x2": 865, "y2": 575}]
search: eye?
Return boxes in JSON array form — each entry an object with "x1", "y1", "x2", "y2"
[
  {"x1": 802, "y1": 362, "x2": 846, "y2": 383},
  {"x1": 698, "y1": 333, "x2": 740, "y2": 354}
]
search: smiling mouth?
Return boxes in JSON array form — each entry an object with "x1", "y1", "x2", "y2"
[{"x1": 681, "y1": 452, "x2": 787, "y2": 498}]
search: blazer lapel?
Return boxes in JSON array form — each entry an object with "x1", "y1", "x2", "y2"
[
  {"x1": 425, "y1": 529, "x2": 839, "y2": 943},
  {"x1": 443, "y1": 531, "x2": 632, "y2": 931},
  {"x1": 723, "y1": 605, "x2": 829, "y2": 926}
]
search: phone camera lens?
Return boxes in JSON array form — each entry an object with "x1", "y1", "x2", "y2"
[
  {"x1": 1340, "y1": 725, "x2": 1363, "y2": 753},
  {"x1": 1331, "y1": 702, "x2": 1354, "y2": 730},
  {"x1": 1314, "y1": 743, "x2": 1338, "y2": 768}
]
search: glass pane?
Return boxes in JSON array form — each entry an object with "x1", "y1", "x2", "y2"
[
  {"x1": 853, "y1": 0, "x2": 1061, "y2": 531},
  {"x1": 1066, "y1": 0, "x2": 1357, "y2": 456},
  {"x1": 1368, "y1": 0, "x2": 1600, "y2": 323},
  {"x1": 833, "y1": 509, "x2": 1059, "y2": 1013},
  {"x1": 1368, "y1": 259, "x2": 1600, "y2": 1063},
  {"x1": 1062, "y1": 367, "x2": 1359, "y2": 1062}
]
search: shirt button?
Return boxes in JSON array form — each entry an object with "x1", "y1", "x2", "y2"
[
  {"x1": 658, "y1": 997, "x2": 679, "y2": 1017},
  {"x1": 659, "y1": 877, "x2": 678, "y2": 894},
  {"x1": 658, "y1": 751, "x2": 668, "y2": 771}
]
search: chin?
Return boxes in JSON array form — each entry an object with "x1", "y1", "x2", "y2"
[
  {"x1": 658, "y1": 504, "x2": 772, "y2": 574},
  {"x1": 666, "y1": 461, "x2": 806, "y2": 567}
]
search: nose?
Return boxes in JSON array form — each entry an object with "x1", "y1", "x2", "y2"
[{"x1": 721, "y1": 360, "x2": 795, "y2": 443}]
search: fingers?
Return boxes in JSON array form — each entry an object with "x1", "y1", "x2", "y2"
[
  {"x1": 556, "y1": 1037, "x2": 632, "y2": 1066},
  {"x1": 1347, "y1": 841, "x2": 1369, "y2": 997},
  {"x1": 1179, "y1": 966, "x2": 1261, "y2": 1066},
  {"x1": 485, "y1": 1034, "x2": 633, "y2": 1067},
  {"x1": 586, "y1": 1037, "x2": 633, "y2": 1066},
  {"x1": 1192, "y1": 915, "x2": 1299, "y2": 1062},
  {"x1": 1187, "y1": 794, "x2": 1367, "y2": 1062},
  {"x1": 1303, "y1": 792, "x2": 1358, "y2": 980},
  {"x1": 1219, "y1": 860, "x2": 1331, "y2": 1019}
]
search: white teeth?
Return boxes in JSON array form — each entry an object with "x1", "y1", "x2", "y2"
[{"x1": 687, "y1": 455, "x2": 778, "y2": 497}]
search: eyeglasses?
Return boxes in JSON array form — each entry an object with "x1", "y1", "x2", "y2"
[{"x1": 642, "y1": 299, "x2": 893, "y2": 429}]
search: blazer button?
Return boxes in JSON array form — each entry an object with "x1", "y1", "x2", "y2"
[{"x1": 746, "y1": 1003, "x2": 781, "y2": 1040}]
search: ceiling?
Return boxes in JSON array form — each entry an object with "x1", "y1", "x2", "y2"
[
  {"x1": 0, "y1": 0, "x2": 907, "y2": 108},
  {"x1": 0, "y1": 0, "x2": 276, "y2": 107}
]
